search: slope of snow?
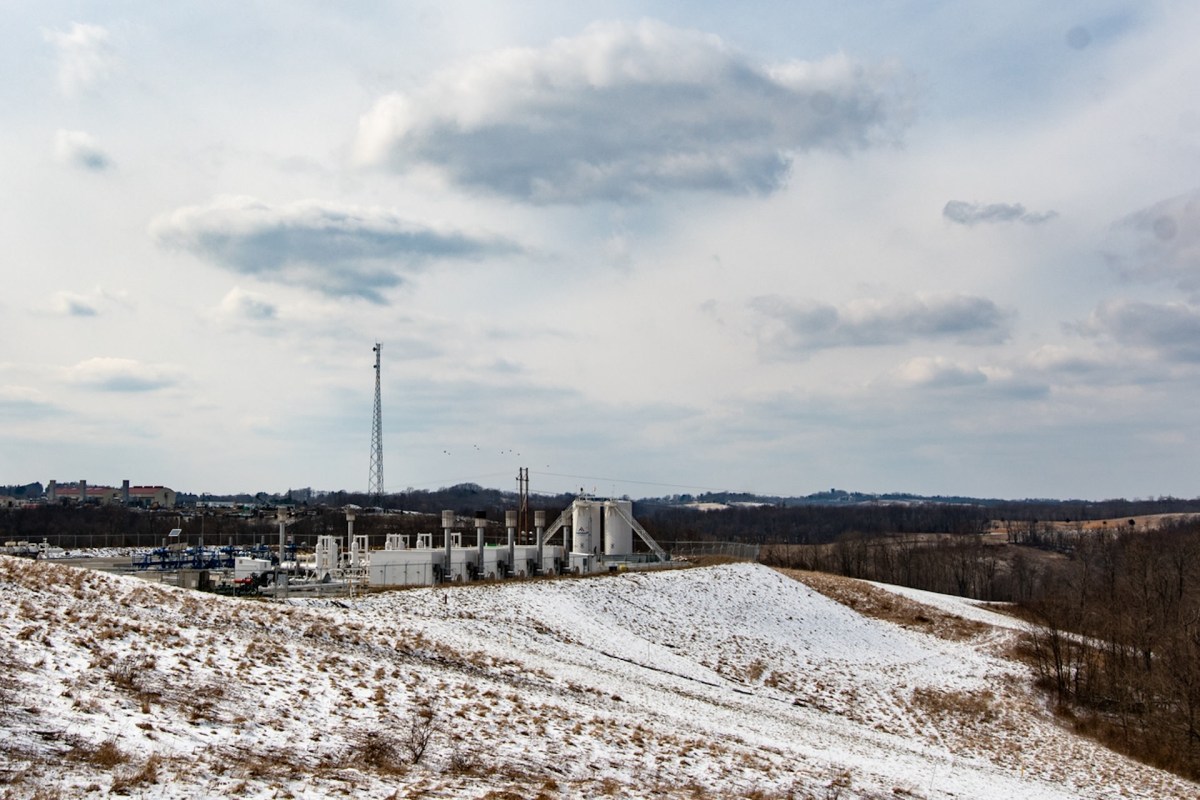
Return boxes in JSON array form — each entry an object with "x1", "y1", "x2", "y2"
[
  {"x1": 0, "y1": 556, "x2": 1194, "y2": 798},
  {"x1": 865, "y1": 580, "x2": 1027, "y2": 631}
]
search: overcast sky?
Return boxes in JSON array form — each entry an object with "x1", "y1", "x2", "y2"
[{"x1": 4, "y1": 1, "x2": 1200, "y2": 501}]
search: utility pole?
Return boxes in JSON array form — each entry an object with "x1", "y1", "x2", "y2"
[
  {"x1": 517, "y1": 467, "x2": 529, "y2": 544},
  {"x1": 369, "y1": 342, "x2": 384, "y2": 504}
]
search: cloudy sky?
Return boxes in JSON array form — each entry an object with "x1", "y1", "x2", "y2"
[{"x1": 5, "y1": 2, "x2": 1200, "y2": 501}]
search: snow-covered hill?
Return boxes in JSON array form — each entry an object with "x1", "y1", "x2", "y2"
[{"x1": 1, "y1": 556, "x2": 1194, "y2": 798}]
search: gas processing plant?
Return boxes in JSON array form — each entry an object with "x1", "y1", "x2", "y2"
[
  {"x1": 149, "y1": 342, "x2": 672, "y2": 596},
  {"x1": 140, "y1": 497, "x2": 672, "y2": 597},
  {"x1": 364, "y1": 497, "x2": 670, "y2": 587}
]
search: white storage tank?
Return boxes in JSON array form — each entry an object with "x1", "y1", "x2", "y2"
[
  {"x1": 603, "y1": 500, "x2": 634, "y2": 556},
  {"x1": 572, "y1": 499, "x2": 601, "y2": 555},
  {"x1": 314, "y1": 535, "x2": 339, "y2": 575}
]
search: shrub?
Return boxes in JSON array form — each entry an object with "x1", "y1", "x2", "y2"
[
  {"x1": 110, "y1": 754, "x2": 161, "y2": 794},
  {"x1": 349, "y1": 730, "x2": 405, "y2": 774},
  {"x1": 401, "y1": 701, "x2": 438, "y2": 765}
]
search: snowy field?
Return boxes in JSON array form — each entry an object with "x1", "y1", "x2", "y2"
[{"x1": 1, "y1": 555, "x2": 1195, "y2": 798}]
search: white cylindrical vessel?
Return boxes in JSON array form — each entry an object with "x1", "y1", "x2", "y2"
[
  {"x1": 572, "y1": 528, "x2": 591, "y2": 555},
  {"x1": 604, "y1": 500, "x2": 633, "y2": 556},
  {"x1": 572, "y1": 500, "x2": 596, "y2": 554}
]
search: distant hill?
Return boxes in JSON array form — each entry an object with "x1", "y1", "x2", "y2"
[{"x1": 0, "y1": 481, "x2": 43, "y2": 499}]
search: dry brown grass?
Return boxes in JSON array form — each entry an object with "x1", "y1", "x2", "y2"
[
  {"x1": 445, "y1": 743, "x2": 488, "y2": 777},
  {"x1": 109, "y1": 754, "x2": 162, "y2": 794},
  {"x1": 0, "y1": 633, "x2": 29, "y2": 721},
  {"x1": 776, "y1": 568, "x2": 988, "y2": 641},
  {"x1": 348, "y1": 729, "x2": 408, "y2": 774},
  {"x1": 595, "y1": 776, "x2": 623, "y2": 795},
  {"x1": 217, "y1": 744, "x2": 310, "y2": 782},
  {"x1": 684, "y1": 554, "x2": 751, "y2": 567},
  {"x1": 66, "y1": 737, "x2": 128, "y2": 769},
  {"x1": 910, "y1": 687, "x2": 997, "y2": 725}
]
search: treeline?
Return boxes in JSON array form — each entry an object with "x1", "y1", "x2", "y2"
[
  {"x1": 0, "y1": 502, "x2": 567, "y2": 550},
  {"x1": 761, "y1": 535, "x2": 1046, "y2": 603},
  {"x1": 1022, "y1": 520, "x2": 1200, "y2": 779},
  {"x1": 752, "y1": 513, "x2": 1200, "y2": 778},
  {"x1": 636, "y1": 493, "x2": 1200, "y2": 519},
  {"x1": 320, "y1": 484, "x2": 573, "y2": 518},
  {"x1": 637, "y1": 497, "x2": 1200, "y2": 547},
  {"x1": 992, "y1": 496, "x2": 1200, "y2": 522},
  {"x1": 0, "y1": 505, "x2": 181, "y2": 547},
  {"x1": 0, "y1": 482, "x2": 43, "y2": 502},
  {"x1": 637, "y1": 503, "x2": 991, "y2": 544}
]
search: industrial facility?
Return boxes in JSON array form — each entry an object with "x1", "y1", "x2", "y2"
[
  {"x1": 294, "y1": 343, "x2": 670, "y2": 591},
  {"x1": 364, "y1": 496, "x2": 669, "y2": 588},
  {"x1": 127, "y1": 495, "x2": 671, "y2": 595},
  {"x1": 43, "y1": 345, "x2": 673, "y2": 595}
]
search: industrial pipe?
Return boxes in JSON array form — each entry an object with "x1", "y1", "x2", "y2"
[
  {"x1": 505, "y1": 510, "x2": 516, "y2": 576},
  {"x1": 442, "y1": 510, "x2": 454, "y2": 583},
  {"x1": 475, "y1": 511, "x2": 486, "y2": 567},
  {"x1": 534, "y1": 509, "x2": 546, "y2": 575}
]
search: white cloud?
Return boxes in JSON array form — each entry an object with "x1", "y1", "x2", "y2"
[
  {"x1": 1107, "y1": 188, "x2": 1200, "y2": 297},
  {"x1": 1004, "y1": 342, "x2": 1167, "y2": 393},
  {"x1": 48, "y1": 291, "x2": 98, "y2": 317},
  {"x1": 43, "y1": 287, "x2": 131, "y2": 318},
  {"x1": 0, "y1": 385, "x2": 57, "y2": 419},
  {"x1": 750, "y1": 293, "x2": 1012, "y2": 358},
  {"x1": 890, "y1": 356, "x2": 988, "y2": 389},
  {"x1": 66, "y1": 358, "x2": 181, "y2": 392},
  {"x1": 943, "y1": 200, "x2": 1057, "y2": 226},
  {"x1": 1078, "y1": 299, "x2": 1200, "y2": 363},
  {"x1": 1021, "y1": 344, "x2": 1109, "y2": 375},
  {"x1": 6, "y1": 4, "x2": 1200, "y2": 499},
  {"x1": 54, "y1": 130, "x2": 113, "y2": 171},
  {"x1": 150, "y1": 196, "x2": 522, "y2": 303},
  {"x1": 212, "y1": 287, "x2": 278, "y2": 324},
  {"x1": 43, "y1": 22, "x2": 116, "y2": 96},
  {"x1": 355, "y1": 19, "x2": 912, "y2": 203}
]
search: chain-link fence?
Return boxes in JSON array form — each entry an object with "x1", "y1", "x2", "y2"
[{"x1": 661, "y1": 540, "x2": 761, "y2": 562}]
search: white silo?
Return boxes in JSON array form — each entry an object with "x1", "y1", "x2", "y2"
[
  {"x1": 604, "y1": 500, "x2": 633, "y2": 556},
  {"x1": 572, "y1": 499, "x2": 600, "y2": 554}
]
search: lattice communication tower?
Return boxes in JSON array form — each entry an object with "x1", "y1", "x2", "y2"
[{"x1": 369, "y1": 342, "x2": 384, "y2": 503}]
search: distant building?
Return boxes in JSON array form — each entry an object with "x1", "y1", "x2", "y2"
[
  {"x1": 46, "y1": 479, "x2": 177, "y2": 508},
  {"x1": 128, "y1": 485, "x2": 177, "y2": 508}
]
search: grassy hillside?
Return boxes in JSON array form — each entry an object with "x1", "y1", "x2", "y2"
[{"x1": 1, "y1": 556, "x2": 1195, "y2": 798}]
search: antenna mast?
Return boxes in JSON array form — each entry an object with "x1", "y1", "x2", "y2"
[{"x1": 369, "y1": 342, "x2": 384, "y2": 504}]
